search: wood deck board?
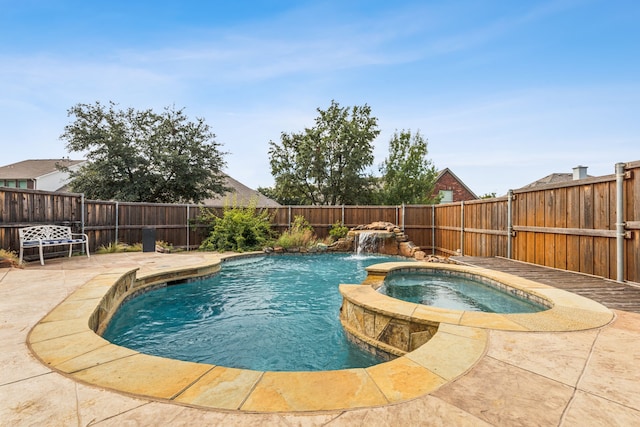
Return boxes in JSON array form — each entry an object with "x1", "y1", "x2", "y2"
[{"x1": 451, "y1": 256, "x2": 640, "y2": 313}]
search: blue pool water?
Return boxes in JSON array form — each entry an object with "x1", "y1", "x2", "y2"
[
  {"x1": 103, "y1": 253, "x2": 402, "y2": 372},
  {"x1": 378, "y1": 271, "x2": 545, "y2": 313}
]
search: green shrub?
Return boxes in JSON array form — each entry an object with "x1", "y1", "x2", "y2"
[
  {"x1": 198, "y1": 200, "x2": 274, "y2": 252},
  {"x1": 329, "y1": 221, "x2": 349, "y2": 240}
]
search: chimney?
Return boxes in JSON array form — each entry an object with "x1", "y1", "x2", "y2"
[{"x1": 573, "y1": 165, "x2": 588, "y2": 180}]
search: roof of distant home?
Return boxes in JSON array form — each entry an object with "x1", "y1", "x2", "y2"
[
  {"x1": 0, "y1": 159, "x2": 280, "y2": 207},
  {"x1": 202, "y1": 175, "x2": 280, "y2": 207},
  {"x1": 0, "y1": 158, "x2": 85, "y2": 180},
  {"x1": 518, "y1": 170, "x2": 593, "y2": 190}
]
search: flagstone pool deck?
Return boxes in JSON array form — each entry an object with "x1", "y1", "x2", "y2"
[{"x1": 1, "y1": 252, "x2": 639, "y2": 426}]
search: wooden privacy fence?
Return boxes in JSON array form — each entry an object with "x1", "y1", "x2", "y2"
[
  {"x1": 431, "y1": 160, "x2": 639, "y2": 284},
  {"x1": 1, "y1": 161, "x2": 638, "y2": 284}
]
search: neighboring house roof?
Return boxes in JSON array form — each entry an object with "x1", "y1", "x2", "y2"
[
  {"x1": 0, "y1": 159, "x2": 84, "y2": 180},
  {"x1": 434, "y1": 168, "x2": 478, "y2": 199},
  {"x1": 518, "y1": 169, "x2": 593, "y2": 190},
  {"x1": 202, "y1": 175, "x2": 280, "y2": 207},
  {"x1": 518, "y1": 173, "x2": 573, "y2": 190},
  {"x1": 1, "y1": 159, "x2": 280, "y2": 206},
  {"x1": 0, "y1": 158, "x2": 86, "y2": 191}
]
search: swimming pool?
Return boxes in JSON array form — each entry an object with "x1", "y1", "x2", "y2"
[
  {"x1": 28, "y1": 252, "x2": 615, "y2": 413},
  {"x1": 103, "y1": 253, "x2": 404, "y2": 371}
]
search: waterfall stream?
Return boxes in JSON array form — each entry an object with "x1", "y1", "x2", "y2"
[{"x1": 355, "y1": 231, "x2": 379, "y2": 255}]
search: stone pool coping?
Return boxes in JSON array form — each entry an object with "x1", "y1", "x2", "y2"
[{"x1": 27, "y1": 254, "x2": 614, "y2": 413}]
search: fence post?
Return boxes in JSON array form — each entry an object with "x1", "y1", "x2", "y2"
[
  {"x1": 616, "y1": 162, "x2": 626, "y2": 282},
  {"x1": 507, "y1": 189, "x2": 513, "y2": 259},
  {"x1": 80, "y1": 193, "x2": 86, "y2": 254},
  {"x1": 431, "y1": 205, "x2": 435, "y2": 255},
  {"x1": 81, "y1": 193, "x2": 85, "y2": 235},
  {"x1": 460, "y1": 201, "x2": 464, "y2": 256},
  {"x1": 395, "y1": 206, "x2": 398, "y2": 228},
  {"x1": 115, "y1": 201, "x2": 119, "y2": 244},
  {"x1": 186, "y1": 205, "x2": 190, "y2": 251}
]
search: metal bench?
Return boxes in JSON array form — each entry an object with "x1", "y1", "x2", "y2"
[{"x1": 19, "y1": 225, "x2": 90, "y2": 265}]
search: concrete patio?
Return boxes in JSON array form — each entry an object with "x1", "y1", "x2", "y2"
[{"x1": 1, "y1": 252, "x2": 639, "y2": 426}]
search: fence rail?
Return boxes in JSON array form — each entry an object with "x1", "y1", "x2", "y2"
[{"x1": 1, "y1": 161, "x2": 638, "y2": 284}]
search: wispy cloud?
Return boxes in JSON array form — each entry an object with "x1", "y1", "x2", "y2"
[
  {"x1": 3, "y1": 0, "x2": 582, "y2": 92},
  {"x1": 423, "y1": 0, "x2": 586, "y2": 55}
]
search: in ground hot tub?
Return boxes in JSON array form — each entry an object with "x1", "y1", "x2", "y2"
[{"x1": 339, "y1": 261, "x2": 609, "y2": 359}]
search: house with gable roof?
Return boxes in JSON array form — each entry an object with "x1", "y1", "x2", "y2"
[
  {"x1": 517, "y1": 165, "x2": 592, "y2": 190},
  {"x1": 201, "y1": 175, "x2": 280, "y2": 207},
  {"x1": 0, "y1": 158, "x2": 86, "y2": 191},
  {"x1": 431, "y1": 168, "x2": 478, "y2": 203},
  {"x1": 0, "y1": 158, "x2": 280, "y2": 207}
]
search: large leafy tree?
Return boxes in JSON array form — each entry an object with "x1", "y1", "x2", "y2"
[
  {"x1": 59, "y1": 102, "x2": 228, "y2": 203},
  {"x1": 379, "y1": 130, "x2": 439, "y2": 205},
  {"x1": 267, "y1": 100, "x2": 380, "y2": 205}
]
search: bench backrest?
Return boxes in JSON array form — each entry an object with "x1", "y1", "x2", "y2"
[{"x1": 19, "y1": 225, "x2": 73, "y2": 242}]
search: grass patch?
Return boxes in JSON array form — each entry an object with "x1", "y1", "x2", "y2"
[
  {"x1": 0, "y1": 249, "x2": 22, "y2": 268},
  {"x1": 275, "y1": 228, "x2": 317, "y2": 249},
  {"x1": 274, "y1": 215, "x2": 323, "y2": 249},
  {"x1": 96, "y1": 242, "x2": 143, "y2": 254}
]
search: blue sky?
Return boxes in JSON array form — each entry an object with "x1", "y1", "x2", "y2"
[{"x1": 1, "y1": 0, "x2": 638, "y2": 197}]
